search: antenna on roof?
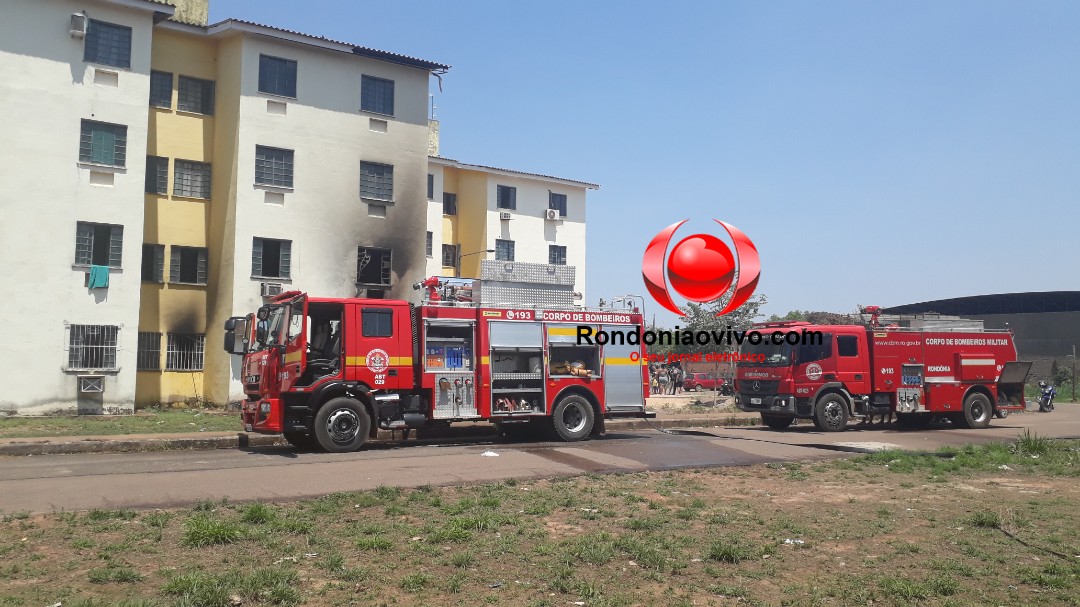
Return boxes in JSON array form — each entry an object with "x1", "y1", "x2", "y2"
[{"x1": 429, "y1": 94, "x2": 437, "y2": 120}]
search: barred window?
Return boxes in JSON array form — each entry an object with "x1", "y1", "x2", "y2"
[
  {"x1": 360, "y1": 162, "x2": 393, "y2": 201},
  {"x1": 166, "y1": 333, "x2": 205, "y2": 371},
  {"x1": 258, "y1": 54, "x2": 297, "y2": 97},
  {"x1": 149, "y1": 71, "x2": 172, "y2": 108},
  {"x1": 443, "y1": 192, "x2": 457, "y2": 216},
  {"x1": 549, "y1": 245, "x2": 567, "y2": 266},
  {"x1": 252, "y1": 237, "x2": 291, "y2": 279},
  {"x1": 356, "y1": 246, "x2": 392, "y2": 286},
  {"x1": 549, "y1": 192, "x2": 568, "y2": 217},
  {"x1": 137, "y1": 332, "x2": 161, "y2": 371},
  {"x1": 75, "y1": 222, "x2": 123, "y2": 267},
  {"x1": 361, "y1": 75, "x2": 394, "y2": 115},
  {"x1": 441, "y1": 244, "x2": 457, "y2": 268},
  {"x1": 255, "y1": 146, "x2": 294, "y2": 188},
  {"x1": 145, "y1": 155, "x2": 168, "y2": 195},
  {"x1": 174, "y1": 160, "x2": 211, "y2": 199},
  {"x1": 177, "y1": 76, "x2": 215, "y2": 115},
  {"x1": 67, "y1": 324, "x2": 119, "y2": 370},
  {"x1": 496, "y1": 239, "x2": 515, "y2": 262},
  {"x1": 84, "y1": 19, "x2": 131, "y2": 69},
  {"x1": 169, "y1": 246, "x2": 208, "y2": 285},
  {"x1": 80, "y1": 120, "x2": 127, "y2": 167},
  {"x1": 141, "y1": 243, "x2": 164, "y2": 282},
  {"x1": 426, "y1": 232, "x2": 433, "y2": 258}
]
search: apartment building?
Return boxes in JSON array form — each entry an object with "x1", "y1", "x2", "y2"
[
  {"x1": 0, "y1": 0, "x2": 175, "y2": 414},
  {"x1": 426, "y1": 157, "x2": 598, "y2": 298}
]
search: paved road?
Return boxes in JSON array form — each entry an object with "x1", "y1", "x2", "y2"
[{"x1": 1, "y1": 406, "x2": 1075, "y2": 514}]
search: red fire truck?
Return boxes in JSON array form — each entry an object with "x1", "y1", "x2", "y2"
[
  {"x1": 734, "y1": 311, "x2": 1030, "y2": 431},
  {"x1": 223, "y1": 279, "x2": 651, "y2": 452}
]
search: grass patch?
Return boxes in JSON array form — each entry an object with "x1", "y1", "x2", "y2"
[
  {"x1": 181, "y1": 513, "x2": 243, "y2": 547},
  {"x1": 0, "y1": 408, "x2": 239, "y2": 439}
]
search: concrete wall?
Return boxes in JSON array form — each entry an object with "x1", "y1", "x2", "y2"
[{"x1": 0, "y1": 0, "x2": 161, "y2": 414}]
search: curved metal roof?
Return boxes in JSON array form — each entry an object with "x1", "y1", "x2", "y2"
[{"x1": 884, "y1": 291, "x2": 1080, "y2": 315}]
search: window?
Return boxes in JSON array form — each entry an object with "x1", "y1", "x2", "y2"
[
  {"x1": 75, "y1": 222, "x2": 123, "y2": 267},
  {"x1": 177, "y1": 76, "x2": 215, "y2": 115},
  {"x1": 361, "y1": 75, "x2": 394, "y2": 115},
  {"x1": 497, "y1": 185, "x2": 516, "y2": 210},
  {"x1": 426, "y1": 232, "x2": 433, "y2": 258},
  {"x1": 170, "y1": 246, "x2": 208, "y2": 285},
  {"x1": 79, "y1": 120, "x2": 127, "y2": 167},
  {"x1": 443, "y1": 192, "x2": 457, "y2": 215},
  {"x1": 359, "y1": 162, "x2": 393, "y2": 201},
  {"x1": 166, "y1": 333, "x2": 205, "y2": 371},
  {"x1": 495, "y1": 239, "x2": 515, "y2": 262},
  {"x1": 549, "y1": 192, "x2": 568, "y2": 217},
  {"x1": 149, "y1": 71, "x2": 172, "y2": 108},
  {"x1": 427, "y1": 174, "x2": 434, "y2": 200},
  {"x1": 145, "y1": 156, "x2": 168, "y2": 195},
  {"x1": 255, "y1": 146, "x2": 294, "y2": 188},
  {"x1": 838, "y1": 335, "x2": 859, "y2": 357},
  {"x1": 549, "y1": 245, "x2": 567, "y2": 266},
  {"x1": 84, "y1": 19, "x2": 131, "y2": 69},
  {"x1": 442, "y1": 244, "x2": 458, "y2": 268},
  {"x1": 141, "y1": 244, "x2": 164, "y2": 282},
  {"x1": 356, "y1": 247, "x2": 392, "y2": 286},
  {"x1": 797, "y1": 333, "x2": 833, "y2": 364},
  {"x1": 252, "y1": 237, "x2": 291, "y2": 279},
  {"x1": 67, "y1": 324, "x2": 119, "y2": 370},
  {"x1": 173, "y1": 160, "x2": 211, "y2": 199},
  {"x1": 361, "y1": 308, "x2": 393, "y2": 337},
  {"x1": 258, "y1": 54, "x2": 297, "y2": 97},
  {"x1": 137, "y1": 332, "x2": 161, "y2": 371}
]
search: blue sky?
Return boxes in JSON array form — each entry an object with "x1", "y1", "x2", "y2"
[{"x1": 210, "y1": 1, "x2": 1080, "y2": 322}]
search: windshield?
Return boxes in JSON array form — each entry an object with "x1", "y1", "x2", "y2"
[
  {"x1": 737, "y1": 338, "x2": 792, "y2": 366},
  {"x1": 255, "y1": 305, "x2": 287, "y2": 349}
]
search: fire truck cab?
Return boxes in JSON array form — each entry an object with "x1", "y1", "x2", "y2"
[
  {"x1": 734, "y1": 321, "x2": 1030, "y2": 431},
  {"x1": 224, "y1": 285, "x2": 651, "y2": 452}
]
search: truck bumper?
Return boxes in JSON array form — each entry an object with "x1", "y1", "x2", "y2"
[
  {"x1": 736, "y1": 393, "x2": 797, "y2": 416},
  {"x1": 242, "y1": 398, "x2": 283, "y2": 434}
]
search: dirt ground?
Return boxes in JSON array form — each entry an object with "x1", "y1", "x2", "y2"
[{"x1": 1, "y1": 439, "x2": 1078, "y2": 607}]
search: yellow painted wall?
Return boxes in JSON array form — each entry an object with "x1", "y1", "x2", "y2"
[
  {"x1": 457, "y1": 170, "x2": 490, "y2": 278},
  {"x1": 137, "y1": 28, "x2": 217, "y2": 405}
]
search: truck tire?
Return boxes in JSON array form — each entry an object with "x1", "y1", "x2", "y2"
[
  {"x1": 761, "y1": 414, "x2": 794, "y2": 430},
  {"x1": 283, "y1": 431, "x2": 319, "y2": 451},
  {"x1": 814, "y1": 393, "x2": 850, "y2": 432},
  {"x1": 313, "y1": 397, "x2": 371, "y2": 452},
  {"x1": 551, "y1": 395, "x2": 595, "y2": 442},
  {"x1": 958, "y1": 393, "x2": 992, "y2": 429}
]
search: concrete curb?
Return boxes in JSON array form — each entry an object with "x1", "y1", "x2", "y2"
[{"x1": 0, "y1": 416, "x2": 752, "y2": 457}]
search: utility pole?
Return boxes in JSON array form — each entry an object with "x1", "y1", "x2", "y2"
[{"x1": 1072, "y1": 344, "x2": 1076, "y2": 402}]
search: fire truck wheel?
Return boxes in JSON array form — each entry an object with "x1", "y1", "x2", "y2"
[
  {"x1": 814, "y1": 393, "x2": 850, "y2": 432},
  {"x1": 314, "y1": 397, "x2": 371, "y2": 452},
  {"x1": 283, "y1": 432, "x2": 319, "y2": 451},
  {"x1": 761, "y1": 414, "x2": 794, "y2": 430},
  {"x1": 960, "y1": 393, "x2": 993, "y2": 429},
  {"x1": 552, "y1": 395, "x2": 595, "y2": 441}
]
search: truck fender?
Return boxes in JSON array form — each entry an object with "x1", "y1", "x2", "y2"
[
  {"x1": 308, "y1": 381, "x2": 371, "y2": 409},
  {"x1": 812, "y1": 383, "x2": 854, "y2": 414}
]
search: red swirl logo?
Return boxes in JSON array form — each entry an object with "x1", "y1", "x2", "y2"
[{"x1": 642, "y1": 220, "x2": 760, "y2": 317}]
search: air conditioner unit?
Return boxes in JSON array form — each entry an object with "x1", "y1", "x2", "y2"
[
  {"x1": 70, "y1": 13, "x2": 88, "y2": 38},
  {"x1": 545, "y1": 208, "x2": 560, "y2": 221},
  {"x1": 78, "y1": 375, "x2": 104, "y2": 393},
  {"x1": 261, "y1": 282, "x2": 284, "y2": 297},
  {"x1": 499, "y1": 211, "x2": 512, "y2": 221}
]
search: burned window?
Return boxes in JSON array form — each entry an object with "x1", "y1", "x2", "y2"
[
  {"x1": 441, "y1": 244, "x2": 457, "y2": 268},
  {"x1": 359, "y1": 162, "x2": 393, "y2": 201},
  {"x1": 356, "y1": 246, "x2": 392, "y2": 286},
  {"x1": 67, "y1": 324, "x2": 119, "y2": 370}
]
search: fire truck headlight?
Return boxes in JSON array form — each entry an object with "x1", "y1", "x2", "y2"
[{"x1": 260, "y1": 402, "x2": 271, "y2": 414}]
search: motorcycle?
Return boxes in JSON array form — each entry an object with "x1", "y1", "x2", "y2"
[{"x1": 1038, "y1": 381, "x2": 1056, "y2": 412}]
